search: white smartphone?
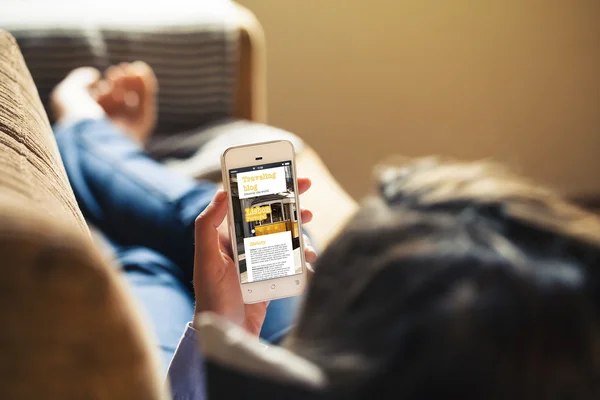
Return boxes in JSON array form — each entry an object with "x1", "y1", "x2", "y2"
[{"x1": 221, "y1": 140, "x2": 307, "y2": 304}]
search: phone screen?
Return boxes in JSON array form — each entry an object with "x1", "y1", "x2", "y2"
[{"x1": 228, "y1": 161, "x2": 303, "y2": 284}]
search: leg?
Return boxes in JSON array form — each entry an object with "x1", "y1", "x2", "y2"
[
  {"x1": 51, "y1": 64, "x2": 298, "y2": 349},
  {"x1": 52, "y1": 65, "x2": 216, "y2": 282},
  {"x1": 118, "y1": 246, "x2": 195, "y2": 373},
  {"x1": 260, "y1": 296, "x2": 301, "y2": 343},
  {"x1": 55, "y1": 118, "x2": 215, "y2": 283}
]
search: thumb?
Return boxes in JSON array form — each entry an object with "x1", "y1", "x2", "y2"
[{"x1": 195, "y1": 190, "x2": 228, "y2": 262}]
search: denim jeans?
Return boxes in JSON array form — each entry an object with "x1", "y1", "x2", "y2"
[{"x1": 54, "y1": 119, "x2": 299, "y2": 371}]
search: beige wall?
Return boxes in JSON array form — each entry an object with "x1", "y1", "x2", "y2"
[{"x1": 238, "y1": 0, "x2": 600, "y2": 200}]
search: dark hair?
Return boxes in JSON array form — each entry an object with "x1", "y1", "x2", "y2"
[{"x1": 287, "y1": 158, "x2": 600, "y2": 399}]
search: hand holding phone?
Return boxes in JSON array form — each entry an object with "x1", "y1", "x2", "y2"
[{"x1": 193, "y1": 164, "x2": 315, "y2": 335}]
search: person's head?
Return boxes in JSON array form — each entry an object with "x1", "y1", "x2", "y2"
[{"x1": 287, "y1": 158, "x2": 600, "y2": 399}]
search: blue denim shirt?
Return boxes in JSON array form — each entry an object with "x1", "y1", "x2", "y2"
[{"x1": 168, "y1": 323, "x2": 207, "y2": 400}]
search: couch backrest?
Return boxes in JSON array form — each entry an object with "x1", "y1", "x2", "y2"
[
  {"x1": 1, "y1": 0, "x2": 239, "y2": 135},
  {"x1": 0, "y1": 30, "x2": 167, "y2": 400}
]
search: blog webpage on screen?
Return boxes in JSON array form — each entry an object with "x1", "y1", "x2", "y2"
[{"x1": 229, "y1": 161, "x2": 302, "y2": 284}]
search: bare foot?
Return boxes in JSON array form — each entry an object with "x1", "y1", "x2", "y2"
[
  {"x1": 94, "y1": 62, "x2": 158, "y2": 144},
  {"x1": 50, "y1": 67, "x2": 105, "y2": 125}
]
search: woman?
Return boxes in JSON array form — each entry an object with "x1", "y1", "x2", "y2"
[
  {"x1": 51, "y1": 63, "x2": 319, "y2": 371},
  {"x1": 184, "y1": 157, "x2": 600, "y2": 399}
]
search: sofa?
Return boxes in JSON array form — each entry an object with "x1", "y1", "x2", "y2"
[
  {"x1": 0, "y1": 3, "x2": 357, "y2": 395},
  {"x1": 0, "y1": 29, "x2": 168, "y2": 398}
]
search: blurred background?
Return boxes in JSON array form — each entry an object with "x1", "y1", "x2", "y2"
[
  {"x1": 238, "y1": 0, "x2": 600, "y2": 200},
  {"x1": 2, "y1": 0, "x2": 599, "y2": 202}
]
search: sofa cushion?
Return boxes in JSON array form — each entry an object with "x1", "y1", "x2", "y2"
[
  {"x1": 147, "y1": 119, "x2": 305, "y2": 181},
  {"x1": 0, "y1": 30, "x2": 87, "y2": 233}
]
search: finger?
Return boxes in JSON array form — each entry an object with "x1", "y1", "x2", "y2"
[
  {"x1": 119, "y1": 62, "x2": 129, "y2": 74},
  {"x1": 216, "y1": 219, "x2": 232, "y2": 255},
  {"x1": 106, "y1": 65, "x2": 126, "y2": 103},
  {"x1": 111, "y1": 85, "x2": 125, "y2": 104},
  {"x1": 91, "y1": 79, "x2": 110, "y2": 98},
  {"x1": 300, "y1": 208, "x2": 313, "y2": 224},
  {"x1": 297, "y1": 178, "x2": 312, "y2": 195},
  {"x1": 93, "y1": 80, "x2": 118, "y2": 112},
  {"x1": 195, "y1": 190, "x2": 228, "y2": 264},
  {"x1": 105, "y1": 65, "x2": 121, "y2": 82},
  {"x1": 132, "y1": 61, "x2": 159, "y2": 93},
  {"x1": 304, "y1": 245, "x2": 318, "y2": 263},
  {"x1": 197, "y1": 190, "x2": 228, "y2": 229}
]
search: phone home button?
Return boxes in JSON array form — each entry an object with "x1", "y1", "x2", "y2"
[{"x1": 270, "y1": 284, "x2": 276, "y2": 290}]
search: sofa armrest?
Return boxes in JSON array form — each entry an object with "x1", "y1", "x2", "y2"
[
  {"x1": 0, "y1": 29, "x2": 88, "y2": 233},
  {"x1": 0, "y1": 197, "x2": 168, "y2": 399}
]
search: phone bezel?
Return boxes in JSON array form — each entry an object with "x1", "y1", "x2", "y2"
[{"x1": 221, "y1": 140, "x2": 307, "y2": 304}]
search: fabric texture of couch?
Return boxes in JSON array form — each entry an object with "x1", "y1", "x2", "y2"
[
  {"x1": 0, "y1": 30, "x2": 168, "y2": 399},
  {"x1": 0, "y1": 32, "x2": 86, "y2": 232}
]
